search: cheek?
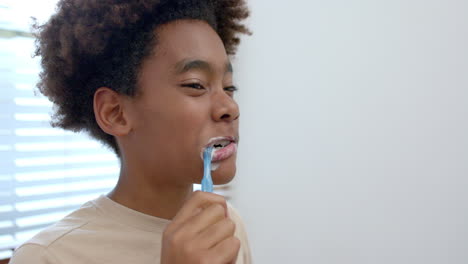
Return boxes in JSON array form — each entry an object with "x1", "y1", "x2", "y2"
[
  {"x1": 171, "y1": 99, "x2": 208, "y2": 136},
  {"x1": 157, "y1": 98, "x2": 209, "y2": 156},
  {"x1": 134, "y1": 92, "x2": 212, "y2": 168}
]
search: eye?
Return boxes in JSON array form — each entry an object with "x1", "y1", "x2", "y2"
[
  {"x1": 181, "y1": 83, "x2": 205, "y2": 90},
  {"x1": 224, "y1": 86, "x2": 238, "y2": 92}
]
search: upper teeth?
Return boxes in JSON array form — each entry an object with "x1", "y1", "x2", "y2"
[{"x1": 212, "y1": 140, "x2": 230, "y2": 149}]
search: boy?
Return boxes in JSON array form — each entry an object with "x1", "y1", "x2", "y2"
[{"x1": 9, "y1": 0, "x2": 252, "y2": 263}]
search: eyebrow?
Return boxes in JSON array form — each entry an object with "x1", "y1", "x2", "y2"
[{"x1": 174, "y1": 59, "x2": 233, "y2": 75}]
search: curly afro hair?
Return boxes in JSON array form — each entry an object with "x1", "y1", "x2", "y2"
[{"x1": 33, "y1": 0, "x2": 251, "y2": 156}]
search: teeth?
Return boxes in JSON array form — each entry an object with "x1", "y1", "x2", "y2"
[{"x1": 211, "y1": 140, "x2": 231, "y2": 149}]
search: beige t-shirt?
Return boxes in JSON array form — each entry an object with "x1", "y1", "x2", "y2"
[{"x1": 9, "y1": 195, "x2": 252, "y2": 264}]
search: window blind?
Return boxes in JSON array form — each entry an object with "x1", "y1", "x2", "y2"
[
  {"x1": 0, "y1": 1, "x2": 120, "y2": 259},
  {"x1": 0, "y1": 32, "x2": 121, "y2": 259}
]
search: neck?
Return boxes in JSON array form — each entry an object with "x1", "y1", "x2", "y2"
[{"x1": 107, "y1": 163, "x2": 193, "y2": 220}]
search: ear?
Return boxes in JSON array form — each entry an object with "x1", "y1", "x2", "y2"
[{"x1": 93, "y1": 87, "x2": 132, "y2": 137}]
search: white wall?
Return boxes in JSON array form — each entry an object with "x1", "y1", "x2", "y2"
[{"x1": 231, "y1": 0, "x2": 468, "y2": 263}]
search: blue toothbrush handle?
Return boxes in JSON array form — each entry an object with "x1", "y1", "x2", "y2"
[
  {"x1": 201, "y1": 175, "x2": 213, "y2": 192},
  {"x1": 202, "y1": 147, "x2": 213, "y2": 192}
]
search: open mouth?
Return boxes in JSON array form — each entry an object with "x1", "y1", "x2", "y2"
[
  {"x1": 211, "y1": 139, "x2": 232, "y2": 150},
  {"x1": 202, "y1": 136, "x2": 238, "y2": 163}
]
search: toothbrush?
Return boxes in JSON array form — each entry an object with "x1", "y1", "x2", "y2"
[{"x1": 201, "y1": 146, "x2": 214, "y2": 192}]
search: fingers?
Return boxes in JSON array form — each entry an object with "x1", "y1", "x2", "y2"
[
  {"x1": 161, "y1": 191, "x2": 240, "y2": 264},
  {"x1": 171, "y1": 191, "x2": 227, "y2": 227},
  {"x1": 180, "y1": 202, "x2": 227, "y2": 238},
  {"x1": 196, "y1": 217, "x2": 236, "y2": 249},
  {"x1": 209, "y1": 236, "x2": 241, "y2": 263}
]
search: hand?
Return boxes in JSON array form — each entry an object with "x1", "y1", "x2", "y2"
[{"x1": 160, "y1": 191, "x2": 240, "y2": 264}]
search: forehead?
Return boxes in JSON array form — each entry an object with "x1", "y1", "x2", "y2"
[{"x1": 152, "y1": 19, "x2": 229, "y2": 72}]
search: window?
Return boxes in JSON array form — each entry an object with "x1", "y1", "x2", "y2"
[{"x1": 0, "y1": 0, "x2": 119, "y2": 259}]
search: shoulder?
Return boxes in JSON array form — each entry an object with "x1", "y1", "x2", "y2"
[
  {"x1": 226, "y1": 202, "x2": 249, "y2": 235},
  {"x1": 10, "y1": 200, "x2": 98, "y2": 262},
  {"x1": 227, "y1": 202, "x2": 248, "y2": 233},
  {"x1": 227, "y1": 202, "x2": 249, "y2": 231},
  {"x1": 226, "y1": 202, "x2": 242, "y2": 220},
  {"x1": 26, "y1": 200, "x2": 98, "y2": 247},
  {"x1": 226, "y1": 202, "x2": 253, "y2": 264},
  {"x1": 9, "y1": 243, "x2": 59, "y2": 264}
]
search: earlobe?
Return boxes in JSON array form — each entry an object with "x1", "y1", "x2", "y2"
[{"x1": 93, "y1": 87, "x2": 132, "y2": 137}]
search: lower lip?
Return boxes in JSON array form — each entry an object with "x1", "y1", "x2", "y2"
[{"x1": 212, "y1": 142, "x2": 237, "y2": 162}]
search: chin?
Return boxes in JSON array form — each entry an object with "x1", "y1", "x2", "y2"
[{"x1": 211, "y1": 158, "x2": 237, "y2": 185}]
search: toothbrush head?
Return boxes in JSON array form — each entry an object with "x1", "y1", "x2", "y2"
[
  {"x1": 202, "y1": 146, "x2": 214, "y2": 192},
  {"x1": 203, "y1": 146, "x2": 214, "y2": 163}
]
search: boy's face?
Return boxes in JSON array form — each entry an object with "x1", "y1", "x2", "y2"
[{"x1": 124, "y1": 19, "x2": 239, "y2": 187}]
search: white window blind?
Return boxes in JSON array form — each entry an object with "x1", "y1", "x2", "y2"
[{"x1": 0, "y1": 0, "x2": 120, "y2": 259}]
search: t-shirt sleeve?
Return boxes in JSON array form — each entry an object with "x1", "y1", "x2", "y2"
[
  {"x1": 9, "y1": 244, "x2": 59, "y2": 264},
  {"x1": 228, "y1": 204, "x2": 253, "y2": 264}
]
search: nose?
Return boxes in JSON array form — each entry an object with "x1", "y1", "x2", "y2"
[{"x1": 211, "y1": 90, "x2": 240, "y2": 122}]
